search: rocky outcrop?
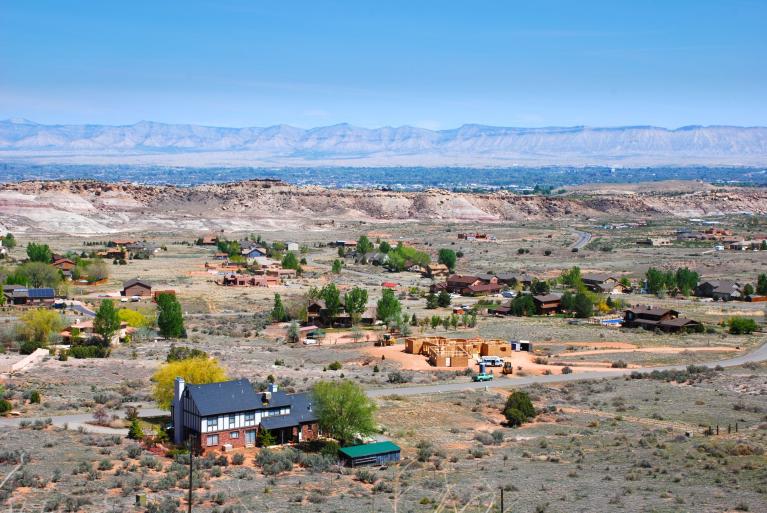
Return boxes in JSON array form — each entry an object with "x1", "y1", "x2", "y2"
[{"x1": 1, "y1": 180, "x2": 765, "y2": 235}]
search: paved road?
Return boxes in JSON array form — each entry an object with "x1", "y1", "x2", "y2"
[
  {"x1": 571, "y1": 230, "x2": 592, "y2": 249},
  {"x1": 2, "y1": 343, "x2": 766, "y2": 431}
]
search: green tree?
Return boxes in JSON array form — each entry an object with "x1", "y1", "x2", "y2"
[
  {"x1": 742, "y1": 283, "x2": 754, "y2": 296},
  {"x1": 376, "y1": 288, "x2": 402, "y2": 323},
  {"x1": 281, "y1": 252, "x2": 300, "y2": 271},
  {"x1": 312, "y1": 380, "x2": 377, "y2": 445},
  {"x1": 530, "y1": 279, "x2": 550, "y2": 296},
  {"x1": 728, "y1": 317, "x2": 758, "y2": 335},
  {"x1": 258, "y1": 429, "x2": 276, "y2": 447},
  {"x1": 337, "y1": 246, "x2": 345, "y2": 258},
  {"x1": 286, "y1": 321, "x2": 300, "y2": 343},
  {"x1": 216, "y1": 239, "x2": 241, "y2": 257},
  {"x1": 0, "y1": 286, "x2": 5, "y2": 307},
  {"x1": 26, "y1": 242, "x2": 52, "y2": 263},
  {"x1": 560, "y1": 266, "x2": 583, "y2": 289},
  {"x1": 437, "y1": 290, "x2": 451, "y2": 308},
  {"x1": 320, "y1": 283, "x2": 342, "y2": 326},
  {"x1": 619, "y1": 276, "x2": 631, "y2": 289},
  {"x1": 430, "y1": 315, "x2": 441, "y2": 329},
  {"x1": 127, "y1": 419, "x2": 144, "y2": 440},
  {"x1": 560, "y1": 291, "x2": 575, "y2": 312},
  {"x1": 331, "y1": 259, "x2": 343, "y2": 274},
  {"x1": 510, "y1": 295, "x2": 536, "y2": 316},
  {"x1": 271, "y1": 293, "x2": 288, "y2": 322},
  {"x1": 356, "y1": 235, "x2": 374, "y2": 257},
  {"x1": 94, "y1": 299, "x2": 121, "y2": 343},
  {"x1": 674, "y1": 267, "x2": 699, "y2": 296},
  {"x1": 2, "y1": 233, "x2": 16, "y2": 249},
  {"x1": 503, "y1": 391, "x2": 536, "y2": 427},
  {"x1": 344, "y1": 287, "x2": 369, "y2": 325},
  {"x1": 17, "y1": 262, "x2": 61, "y2": 288},
  {"x1": 378, "y1": 240, "x2": 391, "y2": 253},
  {"x1": 156, "y1": 293, "x2": 184, "y2": 339},
  {"x1": 758, "y1": 273, "x2": 767, "y2": 295},
  {"x1": 573, "y1": 293, "x2": 594, "y2": 318},
  {"x1": 438, "y1": 249, "x2": 457, "y2": 272},
  {"x1": 425, "y1": 292, "x2": 438, "y2": 309},
  {"x1": 19, "y1": 308, "x2": 64, "y2": 345},
  {"x1": 85, "y1": 259, "x2": 109, "y2": 282}
]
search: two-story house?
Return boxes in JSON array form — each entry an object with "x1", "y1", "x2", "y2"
[{"x1": 172, "y1": 378, "x2": 319, "y2": 451}]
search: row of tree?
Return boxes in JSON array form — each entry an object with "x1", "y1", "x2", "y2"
[{"x1": 645, "y1": 267, "x2": 699, "y2": 296}]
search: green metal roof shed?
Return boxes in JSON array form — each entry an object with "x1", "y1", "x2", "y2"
[{"x1": 339, "y1": 441, "x2": 401, "y2": 467}]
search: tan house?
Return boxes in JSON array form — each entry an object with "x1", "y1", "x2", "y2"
[{"x1": 424, "y1": 263, "x2": 450, "y2": 278}]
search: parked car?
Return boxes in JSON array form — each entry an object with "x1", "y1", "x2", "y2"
[
  {"x1": 303, "y1": 338, "x2": 318, "y2": 345},
  {"x1": 472, "y1": 372, "x2": 494, "y2": 382},
  {"x1": 479, "y1": 356, "x2": 504, "y2": 367}
]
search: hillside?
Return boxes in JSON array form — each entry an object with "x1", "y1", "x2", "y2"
[{"x1": 1, "y1": 179, "x2": 765, "y2": 235}]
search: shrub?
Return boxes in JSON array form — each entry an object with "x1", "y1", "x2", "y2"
[
  {"x1": 387, "y1": 371, "x2": 412, "y2": 384},
  {"x1": 561, "y1": 366, "x2": 573, "y2": 374},
  {"x1": 231, "y1": 453, "x2": 245, "y2": 465},
  {"x1": 354, "y1": 468, "x2": 377, "y2": 484},
  {"x1": 728, "y1": 317, "x2": 758, "y2": 335},
  {"x1": 611, "y1": 360, "x2": 628, "y2": 368},
  {"x1": 474, "y1": 432, "x2": 495, "y2": 445},
  {"x1": 503, "y1": 391, "x2": 536, "y2": 427},
  {"x1": 29, "y1": 390, "x2": 41, "y2": 404},
  {"x1": 327, "y1": 361, "x2": 342, "y2": 371}
]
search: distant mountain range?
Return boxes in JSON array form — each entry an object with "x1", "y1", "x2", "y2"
[{"x1": 1, "y1": 118, "x2": 766, "y2": 167}]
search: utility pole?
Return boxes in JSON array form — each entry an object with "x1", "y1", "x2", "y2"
[
  {"x1": 500, "y1": 487, "x2": 504, "y2": 513},
  {"x1": 187, "y1": 436, "x2": 194, "y2": 513}
]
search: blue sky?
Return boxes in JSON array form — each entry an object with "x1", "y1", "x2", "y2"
[{"x1": 1, "y1": 0, "x2": 765, "y2": 129}]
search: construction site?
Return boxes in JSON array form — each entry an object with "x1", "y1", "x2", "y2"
[{"x1": 404, "y1": 337, "x2": 515, "y2": 367}]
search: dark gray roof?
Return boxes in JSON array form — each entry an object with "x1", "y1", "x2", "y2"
[
  {"x1": 261, "y1": 392, "x2": 318, "y2": 430},
  {"x1": 185, "y1": 379, "x2": 297, "y2": 417},
  {"x1": 123, "y1": 278, "x2": 151, "y2": 289}
]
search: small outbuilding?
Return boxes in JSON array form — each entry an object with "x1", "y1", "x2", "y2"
[{"x1": 339, "y1": 441, "x2": 401, "y2": 467}]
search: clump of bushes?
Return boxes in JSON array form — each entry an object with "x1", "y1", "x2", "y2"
[
  {"x1": 630, "y1": 364, "x2": 722, "y2": 383},
  {"x1": 387, "y1": 371, "x2": 412, "y2": 384},
  {"x1": 502, "y1": 390, "x2": 537, "y2": 427},
  {"x1": 255, "y1": 447, "x2": 300, "y2": 475},
  {"x1": 727, "y1": 317, "x2": 758, "y2": 335}
]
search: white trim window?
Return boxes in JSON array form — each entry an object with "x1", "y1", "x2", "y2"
[
  {"x1": 244, "y1": 412, "x2": 255, "y2": 424},
  {"x1": 207, "y1": 418, "x2": 217, "y2": 429},
  {"x1": 228, "y1": 415, "x2": 236, "y2": 427},
  {"x1": 230, "y1": 431, "x2": 239, "y2": 439},
  {"x1": 206, "y1": 434, "x2": 219, "y2": 446}
]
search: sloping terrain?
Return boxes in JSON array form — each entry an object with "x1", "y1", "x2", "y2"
[{"x1": 1, "y1": 179, "x2": 766, "y2": 235}]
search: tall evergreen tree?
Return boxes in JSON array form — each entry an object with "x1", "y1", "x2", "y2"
[
  {"x1": 271, "y1": 293, "x2": 288, "y2": 322},
  {"x1": 94, "y1": 299, "x2": 120, "y2": 343},
  {"x1": 157, "y1": 293, "x2": 184, "y2": 339}
]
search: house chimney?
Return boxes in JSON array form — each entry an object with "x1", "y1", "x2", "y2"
[{"x1": 173, "y1": 377, "x2": 185, "y2": 446}]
